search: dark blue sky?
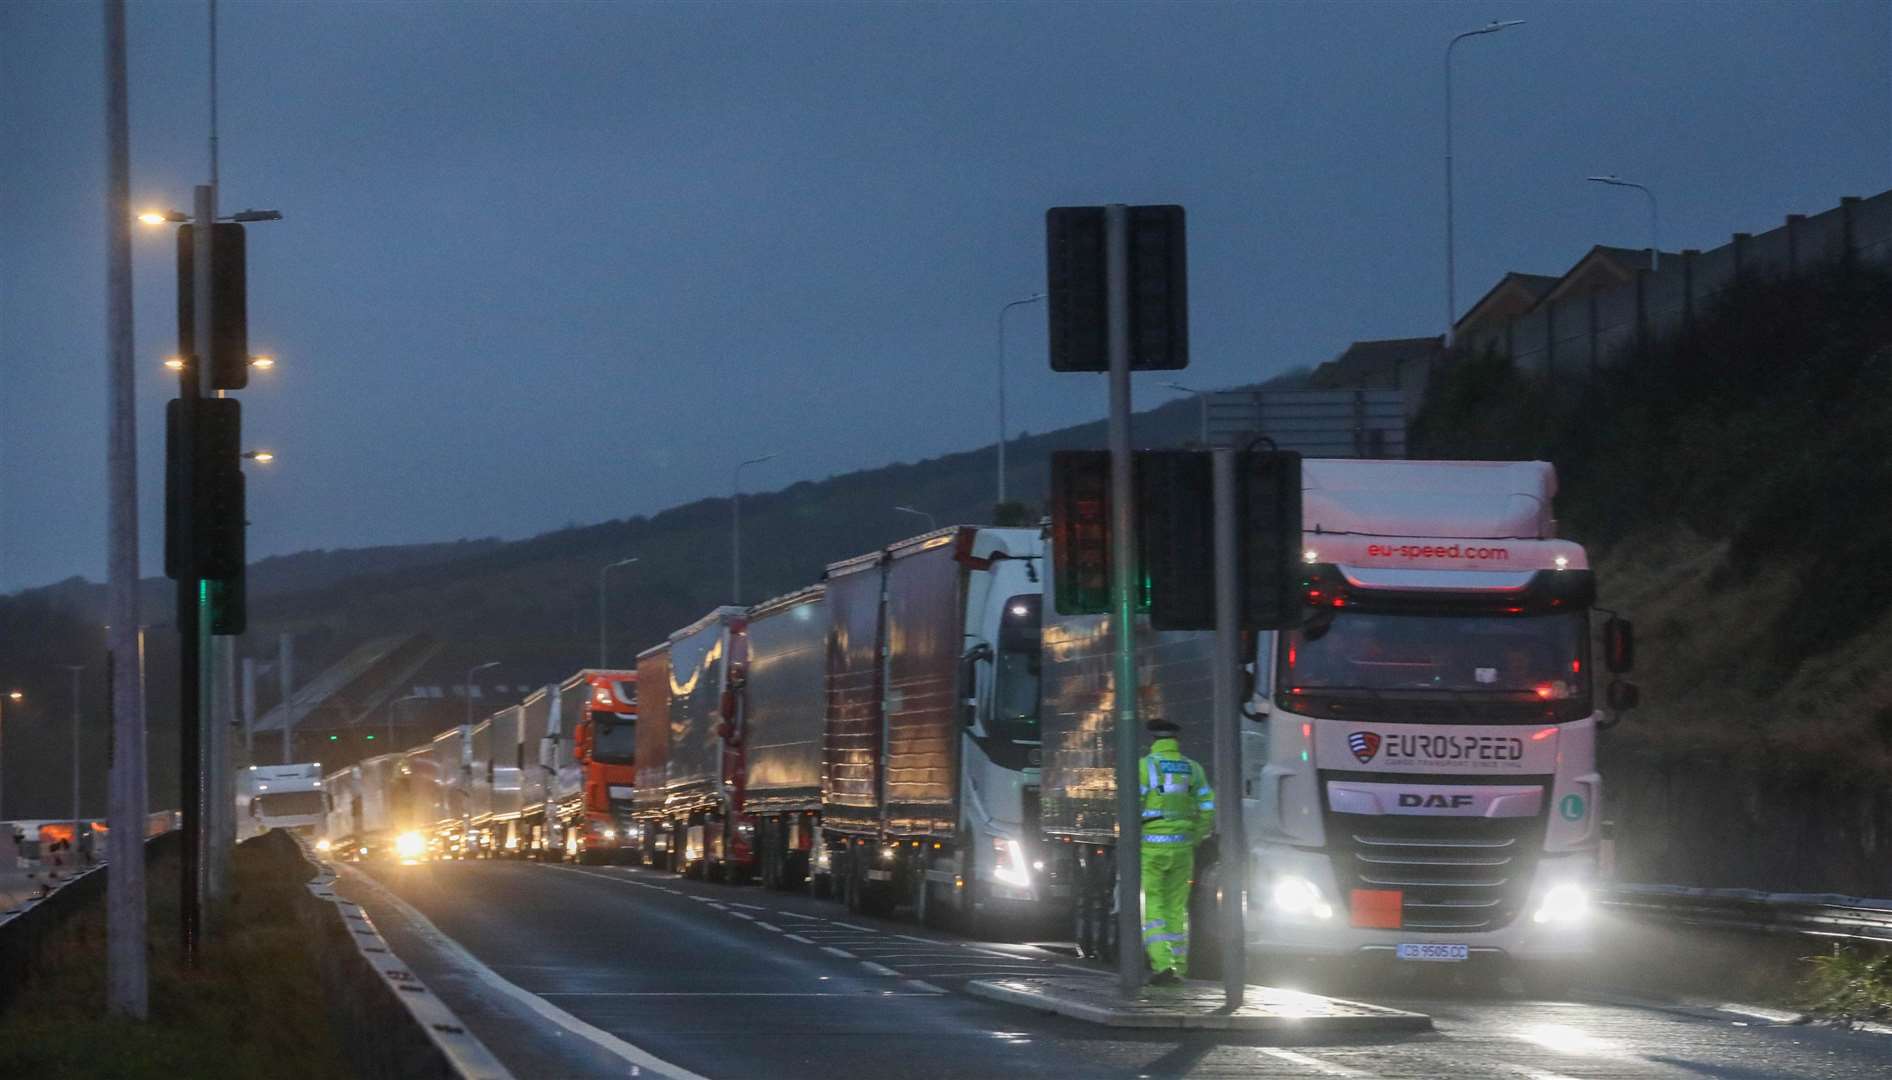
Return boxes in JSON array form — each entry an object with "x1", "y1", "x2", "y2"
[{"x1": 2, "y1": 1, "x2": 1887, "y2": 592}]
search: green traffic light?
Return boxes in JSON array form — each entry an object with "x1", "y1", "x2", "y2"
[
  {"x1": 327, "y1": 734, "x2": 338, "y2": 741},
  {"x1": 365, "y1": 734, "x2": 376, "y2": 740}
]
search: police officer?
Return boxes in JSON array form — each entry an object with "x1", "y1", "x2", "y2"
[{"x1": 1138, "y1": 717, "x2": 1214, "y2": 985}]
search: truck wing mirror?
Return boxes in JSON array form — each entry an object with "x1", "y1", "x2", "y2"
[
  {"x1": 1603, "y1": 617, "x2": 1635, "y2": 674},
  {"x1": 1606, "y1": 680, "x2": 1640, "y2": 713}
]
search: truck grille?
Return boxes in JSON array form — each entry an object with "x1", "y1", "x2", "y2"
[{"x1": 1324, "y1": 803, "x2": 1545, "y2": 932}]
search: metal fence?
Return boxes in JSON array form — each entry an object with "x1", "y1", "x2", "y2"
[{"x1": 1602, "y1": 884, "x2": 1892, "y2": 945}]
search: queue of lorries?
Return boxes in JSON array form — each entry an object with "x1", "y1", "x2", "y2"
[{"x1": 315, "y1": 459, "x2": 1636, "y2": 972}]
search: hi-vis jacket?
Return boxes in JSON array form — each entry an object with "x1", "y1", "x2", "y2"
[{"x1": 1137, "y1": 737, "x2": 1215, "y2": 844}]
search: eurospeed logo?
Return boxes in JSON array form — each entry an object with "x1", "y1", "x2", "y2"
[
  {"x1": 1365, "y1": 543, "x2": 1510, "y2": 561},
  {"x1": 1348, "y1": 731, "x2": 1381, "y2": 763}
]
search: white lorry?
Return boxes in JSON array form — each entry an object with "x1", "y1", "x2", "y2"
[
  {"x1": 1042, "y1": 459, "x2": 1634, "y2": 971},
  {"x1": 240, "y1": 762, "x2": 328, "y2": 842}
]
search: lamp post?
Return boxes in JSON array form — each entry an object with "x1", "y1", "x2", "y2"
[
  {"x1": 59, "y1": 666, "x2": 83, "y2": 857},
  {"x1": 388, "y1": 694, "x2": 427, "y2": 750},
  {"x1": 996, "y1": 293, "x2": 1046, "y2": 507},
  {"x1": 1163, "y1": 381, "x2": 1210, "y2": 445},
  {"x1": 732, "y1": 455, "x2": 775, "y2": 604},
  {"x1": 0, "y1": 690, "x2": 20, "y2": 820},
  {"x1": 1443, "y1": 18, "x2": 1526, "y2": 347},
  {"x1": 598, "y1": 556, "x2": 639, "y2": 667},
  {"x1": 464, "y1": 661, "x2": 499, "y2": 729},
  {"x1": 893, "y1": 505, "x2": 937, "y2": 532},
  {"x1": 1587, "y1": 175, "x2": 1660, "y2": 271}
]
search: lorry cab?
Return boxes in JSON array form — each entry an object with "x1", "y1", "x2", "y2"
[{"x1": 1250, "y1": 460, "x2": 1614, "y2": 964}]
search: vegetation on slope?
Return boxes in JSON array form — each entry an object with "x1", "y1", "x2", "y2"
[{"x1": 1413, "y1": 260, "x2": 1892, "y2": 769}]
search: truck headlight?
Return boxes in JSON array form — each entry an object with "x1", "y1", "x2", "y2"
[
  {"x1": 601, "y1": 828, "x2": 616, "y2": 840},
  {"x1": 1532, "y1": 883, "x2": 1589, "y2": 924},
  {"x1": 992, "y1": 837, "x2": 1031, "y2": 889},
  {"x1": 314, "y1": 838, "x2": 332, "y2": 852},
  {"x1": 395, "y1": 832, "x2": 425, "y2": 859},
  {"x1": 1269, "y1": 875, "x2": 1334, "y2": 920}
]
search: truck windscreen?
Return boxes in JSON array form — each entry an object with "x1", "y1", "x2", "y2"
[
  {"x1": 1281, "y1": 611, "x2": 1588, "y2": 699},
  {"x1": 992, "y1": 594, "x2": 1042, "y2": 744},
  {"x1": 253, "y1": 790, "x2": 325, "y2": 817},
  {"x1": 592, "y1": 717, "x2": 636, "y2": 763}
]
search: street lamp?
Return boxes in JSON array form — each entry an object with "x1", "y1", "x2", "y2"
[
  {"x1": 598, "y1": 556, "x2": 639, "y2": 668},
  {"x1": 387, "y1": 694, "x2": 428, "y2": 749},
  {"x1": 893, "y1": 505, "x2": 937, "y2": 532},
  {"x1": 1163, "y1": 381, "x2": 1210, "y2": 445},
  {"x1": 464, "y1": 661, "x2": 499, "y2": 729},
  {"x1": 732, "y1": 455, "x2": 775, "y2": 604},
  {"x1": 1443, "y1": 18, "x2": 1526, "y2": 347},
  {"x1": 136, "y1": 207, "x2": 281, "y2": 225},
  {"x1": 59, "y1": 666, "x2": 83, "y2": 860},
  {"x1": 241, "y1": 450, "x2": 274, "y2": 463},
  {"x1": 0, "y1": 690, "x2": 21, "y2": 821},
  {"x1": 1587, "y1": 175, "x2": 1660, "y2": 271},
  {"x1": 996, "y1": 293, "x2": 1046, "y2": 507}
]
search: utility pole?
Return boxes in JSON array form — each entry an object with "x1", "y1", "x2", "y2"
[
  {"x1": 241, "y1": 657, "x2": 256, "y2": 764},
  {"x1": 103, "y1": 0, "x2": 148, "y2": 1015},
  {"x1": 60, "y1": 666, "x2": 84, "y2": 862},
  {"x1": 1209, "y1": 448, "x2": 1248, "y2": 1007},
  {"x1": 1103, "y1": 204, "x2": 1143, "y2": 999}
]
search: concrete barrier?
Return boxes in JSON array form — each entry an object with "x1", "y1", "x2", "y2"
[
  {"x1": 0, "y1": 830, "x2": 176, "y2": 1013},
  {"x1": 282, "y1": 833, "x2": 510, "y2": 1079}
]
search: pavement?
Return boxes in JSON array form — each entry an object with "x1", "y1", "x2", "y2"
[{"x1": 337, "y1": 856, "x2": 1892, "y2": 1079}]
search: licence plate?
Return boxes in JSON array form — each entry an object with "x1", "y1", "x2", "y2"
[{"x1": 1396, "y1": 943, "x2": 1469, "y2": 962}]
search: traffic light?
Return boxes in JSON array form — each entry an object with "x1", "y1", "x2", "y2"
[
  {"x1": 1050, "y1": 451, "x2": 1113, "y2": 615},
  {"x1": 1140, "y1": 451, "x2": 1213, "y2": 631},
  {"x1": 176, "y1": 223, "x2": 249, "y2": 390},
  {"x1": 1238, "y1": 451, "x2": 1303, "y2": 631},
  {"x1": 206, "y1": 571, "x2": 245, "y2": 637},
  {"x1": 1044, "y1": 205, "x2": 1188, "y2": 372},
  {"x1": 164, "y1": 398, "x2": 245, "y2": 584}
]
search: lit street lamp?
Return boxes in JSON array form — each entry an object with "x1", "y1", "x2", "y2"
[
  {"x1": 1443, "y1": 18, "x2": 1526, "y2": 347},
  {"x1": 996, "y1": 293, "x2": 1046, "y2": 507},
  {"x1": 732, "y1": 455, "x2": 775, "y2": 604},
  {"x1": 1587, "y1": 175, "x2": 1661, "y2": 271},
  {"x1": 464, "y1": 661, "x2": 499, "y2": 729},
  {"x1": 598, "y1": 556, "x2": 639, "y2": 668},
  {"x1": 0, "y1": 690, "x2": 21, "y2": 820},
  {"x1": 241, "y1": 450, "x2": 274, "y2": 463},
  {"x1": 893, "y1": 505, "x2": 937, "y2": 532}
]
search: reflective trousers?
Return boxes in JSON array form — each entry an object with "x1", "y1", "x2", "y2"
[{"x1": 1140, "y1": 840, "x2": 1195, "y2": 976}]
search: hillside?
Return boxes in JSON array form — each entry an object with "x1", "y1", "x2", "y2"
[
  {"x1": 0, "y1": 370, "x2": 1305, "y2": 813},
  {"x1": 1412, "y1": 258, "x2": 1892, "y2": 892}
]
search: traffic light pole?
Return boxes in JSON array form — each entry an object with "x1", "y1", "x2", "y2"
[
  {"x1": 1211, "y1": 447, "x2": 1248, "y2": 1008},
  {"x1": 179, "y1": 181, "x2": 215, "y2": 965},
  {"x1": 1105, "y1": 204, "x2": 1144, "y2": 998}
]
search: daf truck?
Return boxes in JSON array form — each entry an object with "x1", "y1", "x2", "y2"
[{"x1": 1041, "y1": 459, "x2": 1634, "y2": 971}]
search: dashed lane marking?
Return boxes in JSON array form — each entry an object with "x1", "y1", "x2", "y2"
[
  {"x1": 860, "y1": 962, "x2": 899, "y2": 976},
  {"x1": 820, "y1": 946, "x2": 857, "y2": 959},
  {"x1": 828, "y1": 922, "x2": 878, "y2": 932},
  {"x1": 727, "y1": 902, "x2": 768, "y2": 912},
  {"x1": 904, "y1": 980, "x2": 947, "y2": 995},
  {"x1": 538, "y1": 992, "x2": 943, "y2": 998},
  {"x1": 784, "y1": 934, "x2": 815, "y2": 944},
  {"x1": 774, "y1": 910, "x2": 824, "y2": 920},
  {"x1": 727, "y1": 912, "x2": 756, "y2": 921},
  {"x1": 754, "y1": 922, "x2": 783, "y2": 932}
]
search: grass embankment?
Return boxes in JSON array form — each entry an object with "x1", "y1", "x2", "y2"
[
  {"x1": 0, "y1": 834, "x2": 351, "y2": 1079},
  {"x1": 1801, "y1": 944, "x2": 1892, "y2": 1026},
  {"x1": 1413, "y1": 260, "x2": 1892, "y2": 771}
]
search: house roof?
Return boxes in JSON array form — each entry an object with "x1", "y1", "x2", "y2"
[
  {"x1": 1540, "y1": 244, "x2": 1682, "y2": 307},
  {"x1": 1454, "y1": 272, "x2": 1558, "y2": 335}
]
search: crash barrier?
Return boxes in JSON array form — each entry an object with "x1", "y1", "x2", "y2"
[
  {"x1": 286, "y1": 833, "x2": 510, "y2": 1080},
  {"x1": 0, "y1": 823, "x2": 180, "y2": 1012},
  {"x1": 1602, "y1": 884, "x2": 1892, "y2": 944}
]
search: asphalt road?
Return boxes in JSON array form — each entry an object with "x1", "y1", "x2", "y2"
[{"x1": 338, "y1": 858, "x2": 1892, "y2": 1079}]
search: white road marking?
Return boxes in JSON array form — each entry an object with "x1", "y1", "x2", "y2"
[
  {"x1": 727, "y1": 912, "x2": 756, "y2": 921},
  {"x1": 829, "y1": 921, "x2": 877, "y2": 932},
  {"x1": 774, "y1": 910, "x2": 823, "y2": 920},
  {"x1": 754, "y1": 922, "x2": 783, "y2": 932},
  {"x1": 860, "y1": 961, "x2": 899, "y2": 976},
  {"x1": 539, "y1": 992, "x2": 941, "y2": 998},
  {"x1": 903, "y1": 980, "x2": 948, "y2": 995},
  {"x1": 891, "y1": 933, "x2": 942, "y2": 945},
  {"x1": 1258, "y1": 1047, "x2": 1373, "y2": 1077},
  {"x1": 727, "y1": 902, "x2": 768, "y2": 912},
  {"x1": 341, "y1": 863, "x2": 710, "y2": 1080},
  {"x1": 820, "y1": 946, "x2": 857, "y2": 959},
  {"x1": 785, "y1": 934, "x2": 815, "y2": 944}
]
